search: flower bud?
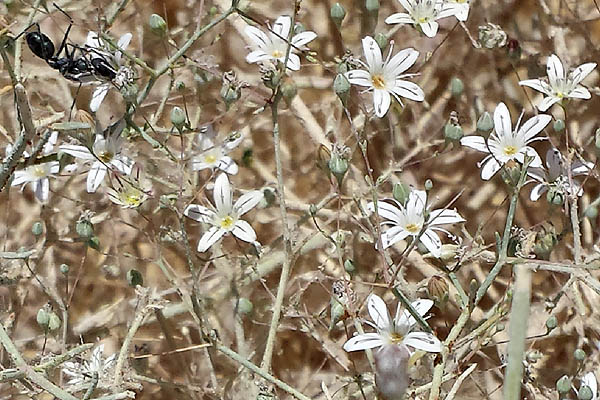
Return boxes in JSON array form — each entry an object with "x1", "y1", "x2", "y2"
[
  {"x1": 280, "y1": 78, "x2": 297, "y2": 103},
  {"x1": 501, "y1": 160, "x2": 521, "y2": 187},
  {"x1": 425, "y1": 179, "x2": 433, "y2": 191},
  {"x1": 149, "y1": 14, "x2": 167, "y2": 36},
  {"x1": 546, "y1": 186, "x2": 565, "y2": 206},
  {"x1": 556, "y1": 375, "x2": 571, "y2": 394},
  {"x1": 333, "y1": 73, "x2": 351, "y2": 106},
  {"x1": 393, "y1": 182, "x2": 411, "y2": 205},
  {"x1": 553, "y1": 119, "x2": 565, "y2": 132},
  {"x1": 127, "y1": 269, "x2": 144, "y2": 287},
  {"x1": 32, "y1": 221, "x2": 43, "y2": 236},
  {"x1": 374, "y1": 33, "x2": 388, "y2": 50},
  {"x1": 545, "y1": 315, "x2": 558, "y2": 331},
  {"x1": 237, "y1": 297, "x2": 253, "y2": 315},
  {"x1": 329, "y1": 298, "x2": 346, "y2": 330},
  {"x1": 76, "y1": 216, "x2": 94, "y2": 239},
  {"x1": 88, "y1": 236, "x2": 100, "y2": 250},
  {"x1": 60, "y1": 263, "x2": 69, "y2": 274},
  {"x1": 585, "y1": 206, "x2": 598, "y2": 219},
  {"x1": 450, "y1": 77, "x2": 464, "y2": 97},
  {"x1": 366, "y1": 0, "x2": 380, "y2": 12},
  {"x1": 444, "y1": 123, "x2": 464, "y2": 144},
  {"x1": 574, "y1": 348, "x2": 586, "y2": 361},
  {"x1": 48, "y1": 312, "x2": 61, "y2": 331},
  {"x1": 427, "y1": 275, "x2": 449, "y2": 307},
  {"x1": 329, "y1": 147, "x2": 350, "y2": 186},
  {"x1": 37, "y1": 308, "x2": 50, "y2": 329},
  {"x1": 330, "y1": 3, "x2": 346, "y2": 28},
  {"x1": 579, "y1": 386, "x2": 594, "y2": 400},
  {"x1": 170, "y1": 106, "x2": 186, "y2": 130},
  {"x1": 477, "y1": 111, "x2": 494, "y2": 132},
  {"x1": 344, "y1": 259, "x2": 356, "y2": 275}
]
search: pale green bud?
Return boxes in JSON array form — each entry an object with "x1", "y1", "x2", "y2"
[
  {"x1": 556, "y1": 375, "x2": 571, "y2": 394},
  {"x1": 450, "y1": 77, "x2": 464, "y2": 97},
  {"x1": 374, "y1": 33, "x2": 388, "y2": 50},
  {"x1": 60, "y1": 264, "x2": 69, "y2": 274},
  {"x1": 425, "y1": 179, "x2": 433, "y2": 191},
  {"x1": 366, "y1": 0, "x2": 379, "y2": 12},
  {"x1": 280, "y1": 79, "x2": 297, "y2": 103},
  {"x1": 37, "y1": 308, "x2": 50, "y2": 329},
  {"x1": 545, "y1": 315, "x2": 558, "y2": 331},
  {"x1": 149, "y1": 14, "x2": 167, "y2": 36},
  {"x1": 170, "y1": 106, "x2": 186, "y2": 129},
  {"x1": 585, "y1": 206, "x2": 598, "y2": 219},
  {"x1": 553, "y1": 119, "x2": 565, "y2": 132},
  {"x1": 579, "y1": 386, "x2": 593, "y2": 400},
  {"x1": 48, "y1": 312, "x2": 61, "y2": 331},
  {"x1": 344, "y1": 259, "x2": 356, "y2": 275},
  {"x1": 477, "y1": 111, "x2": 494, "y2": 132},
  {"x1": 393, "y1": 182, "x2": 411, "y2": 205},
  {"x1": 546, "y1": 187, "x2": 565, "y2": 206},
  {"x1": 76, "y1": 219, "x2": 93, "y2": 239},
  {"x1": 333, "y1": 73, "x2": 351, "y2": 106},
  {"x1": 330, "y1": 3, "x2": 346, "y2": 28},
  {"x1": 32, "y1": 221, "x2": 43, "y2": 236},
  {"x1": 237, "y1": 298, "x2": 253, "y2": 315},
  {"x1": 444, "y1": 123, "x2": 463, "y2": 143},
  {"x1": 574, "y1": 349, "x2": 586, "y2": 361}
]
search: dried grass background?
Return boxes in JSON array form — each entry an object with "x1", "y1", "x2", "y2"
[{"x1": 0, "y1": 0, "x2": 600, "y2": 399}]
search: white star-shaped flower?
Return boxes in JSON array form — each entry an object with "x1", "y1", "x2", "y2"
[
  {"x1": 385, "y1": 0, "x2": 456, "y2": 38},
  {"x1": 85, "y1": 31, "x2": 134, "y2": 112},
  {"x1": 184, "y1": 173, "x2": 263, "y2": 252},
  {"x1": 346, "y1": 36, "x2": 424, "y2": 118},
  {"x1": 443, "y1": 0, "x2": 470, "y2": 21},
  {"x1": 60, "y1": 121, "x2": 134, "y2": 193},
  {"x1": 527, "y1": 148, "x2": 593, "y2": 202},
  {"x1": 461, "y1": 102, "x2": 551, "y2": 180},
  {"x1": 62, "y1": 344, "x2": 116, "y2": 388},
  {"x1": 10, "y1": 132, "x2": 59, "y2": 203},
  {"x1": 367, "y1": 189, "x2": 464, "y2": 257},
  {"x1": 519, "y1": 54, "x2": 596, "y2": 112},
  {"x1": 191, "y1": 126, "x2": 241, "y2": 175},
  {"x1": 343, "y1": 294, "x2": 441, "y2": 353},
  {"x1": 244, "y1": 15, "x2": 317, "y2": 71}
]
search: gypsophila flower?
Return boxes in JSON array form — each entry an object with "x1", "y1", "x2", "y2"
[
  {"x1": 461, "y1": 102, "x2": 551, "y2": 180},
  {"x1": 107, "y1": 176, "x2": 151, "y2": 208},
  {"x1": 519, "y1": 54, "x2": 596, "y2": 112},
  {"x1": 10, "y1": 131, "x2": 59, "y2": 203},
  {"x1": 367, "y1": 189, "x2": 464, "y2": 257},
  {"x1": 60, "y1": 120, "x2": 134, "y2": 193},
  {"x1": 579, "y1": 372, "x2": 598, "y2": 400},
  {"x1": 244, "y1": 15, "x2": 317, "y2": 71},
  {"x1": 191, "y1": 125, "x2": 241, "y2": 175},
  {"x1": 527, "y1": 148, "x2": 593, "y2": 202},
  {"x1": 85, "y1": 31, "x2": 134, "y2": 112},
  {"x1": 184, "y1": 173, "x2": 263, "y2": 252},
  {"x1": 343, "y1": 294, "x2": 441, "y2": 353},
  {"x1": 62, "y1": 344, "x2": 116, "y2": 388},
  {"x1": 385, "y1": 0, "x2": 456, "y2": 38},
  {"x1": 443, "y1": 0, "x2": 470, "y2": 21},
  {"x1": 346, "y1": 36, "x2": 424, "y2": 118}
]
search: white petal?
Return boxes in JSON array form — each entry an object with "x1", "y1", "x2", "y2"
[
  {"x1": 569, "y1": 86, "x2": 591, "y2": 99},
  {"x1": 519, "y1": 79, "x2": 549, "y2": 94},
  {"x1": 581, "y1": 372, "x2": 598, "y2": 399},
  {"x1": 111, "y1": 156, "x2": 134, "y2": 175},
  {"x1": 384, "y1": 13, "x2": 415, "y2": 25},
  {"x1": 285, "y1": 53, "x2": 301, "y2": 71},
  {"x1": 213, "y1": 173, "x2": 232, "y2": 212},
  {"x1": 386, "y1": 48, "x2": 419, "y2": 76},
  {"x1": 87, "y1": 162, "x2": 107, "y2": 193},
  {"x1": 518, "y1": 146, "x2": 543, "y2": 168},
  {"x1": 406, "y1": 190, "x2": 427, "y2": 215},
  {"x1": 480, "y1": 157, "x2": 502, "y2": 180},
  {"x1": 545, "y1": 147, "x2": 563, "y2": 178},
  {"x1": 216, "y1": 156, "x2": 238, "y2": 175},
  {"x1": 570, "y1": 62, "x2": 596, "y2": 85},
  {"x1": 343, "y1": 333, "x2": 384, "y2": 352},
  {"x1": 373, "y1": 89, "x2": 391, "y2": 117},
  {"x1": 529, "y1": 184, "x2": 547, "y2": 201},
  {"x1": 361, "y1": 36, "x2": 382, "y2": 70},
  {"x1": 398, "y1": 0, "x2": 416, "y2": 11},
  {"x1": 420, "y1": 21, "x2": 439, "y2": 38},
  {"x1": 232, "y1": 220, "x2": 257, "y2": 243},
  {"x1": 244, "y1": 25, "x2": 270, "y2": 49},
  {"x1": 11, "y1": 171, "x2": 30, "y2": 186},
  {"x1": 346, "y1": 69, "x2": 372, "y2": 87},
  {"x1": 367, "y1": 294, "x2": 391, "y2": 331},
  {"x1": 546, "y1": 54, "x2": 565, "y2": 87},
  {"x1": 90, "y1": 84, "x2": 110, "y2": 112},
  {"x1": 420, "y1": 229, "x2": 442, "y2": 257},
  {"x1": 48, "y1": 161, "x2": 60, "y2": 174},
  {"x1": 246, "y1": 50, "x2": 271, "y2": 64},
  {"x1": 60, "y1": 145, "x2": 95, "y2": 160},
  {"x1": 34, "y1": 178, "x2": 49, "y2": 203},
  {"x1": 428, "y1": 209, "x2": 465, "y2": 226},
  {"x1": 368, "y1": 201, "x2": 404, "y2": 224},
  {"x1": 271, "y1": 15, "x2": 292, "y2": 40},
  {"x1": 184, "y1": 204, "x2": 214, "y2": 223},
  {"x1": 493, "y1": 102, "x2": 512, "y2": 138},
  {"x1": 403, "y1": 332, "x2": 442, "y2": 352},
  {"x1": 460, "y1": 136, "x2": 489, "y2": 152},
  {"x1": 397, "y1": 299, "x2": 434, "y2": 329},
  {"x1": 537, "y1": 95, "x2": 560, "y2": 112},
  {"x1": 381, "y1": 226, "x2": 410, "y2": 249},
  {"x1": 117, "y1": 33, "x2": 132, "y2": 51},
  {"x1": 517, "y1": 114, "x2": 551, "y2": 143},
  {"x1": 234, "y1": 190, "x2": 263, "y2": 216},
  {"x1": 392, "y1": 81, "x2": 424, "y2": 102},
  {"x1": 85, "y1": 31, "x2": 102, "y2": 49},
  {"x1": 197, "y1": 227, "x2": 226, "y2": 252},
  {"x1": 291, "y1": 31, "x2": 317, "y2": 47}
]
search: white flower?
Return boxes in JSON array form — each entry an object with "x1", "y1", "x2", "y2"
[
  {"x1": 107, "y1": 176, "x2": 151, "y2": 208},
  {"x1": 367, "y1": 189, "x2": 464, "y2": 257},
  {"x1": 184, "y1": 174, "x2": 263, "y2": 252},
  {"x1": 244, "y1": 15, "x2": 317, "y2": 71},
  {"x1": 85, "y1": 31, "x2": 134, "y2": 112},
  {"x1": 62, "y1": 344, "x2": 116, "y2": 387},
  {"x1": 443, "y1": 0, "x2": 470, "y2": 21},
  {"x1": 528, "y1": 148, "x2": 593, "y2": 201},
  {"x1": 385, "y1": 0, "x2": 456, "y2": 38},
  {"x1": 191, "y1": 126, "x2": 241, "y2": 175},
  {"x1": 343, "y1": 294, "x2": 441, "y2": 353},
  {"x1": 346, "y1": 36, "x2": 424, "y2": 118},
  {"x1": 460, "y1": 102, "x2": 551, "y2": 180},
  {"x1": 10, "y1": 131, "x2": 59, "y2": 203},
  {"x1": 519, "y1": 54, "x2": 596, "y2": 112},
  {"x1": 60, "y1": 121, "x2": 134, "y2": 193},
  {"x1": 579, "y1": 372, "x2": 598, "y2": 400}
]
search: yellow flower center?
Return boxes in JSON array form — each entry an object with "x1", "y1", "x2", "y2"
[
  {"x1": 372, "y1": 74, "x2": 386, "y2": 89},
  {"x1": 272, "y1": 50, "x2": 284, "y2": 58},
  {"x1": 556, "y1": 92, "x2": 564, "y2": 99},
  {"x1": 418, "y1": 17, "x2": 428, "y2": 23},
  {"x1": 124, "y1": 193, "x2": 142, "y2": 206},
  {"x1": 503, "y1": 145, "x2": 517, "y2": 156},
  {"x1": 219, "y1": 215, "x2": 235, "y2": 230},
  {"x1": 405, "y1": 223, "x2": 420, "y2": 233},
  {"x1": 97, "y1": 151, "x2": 114, "y2": 163},
  {"x1": 204, "y1": 154, "x2": 217, "y2": 164},
  {"x1": 31, "y1": 165, "x2": 47, "y2": 178},
  {"x1": 389, "y1": 332, "x2": 404, "y2": 344}
]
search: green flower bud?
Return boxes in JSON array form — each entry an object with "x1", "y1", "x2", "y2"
[
  {"x1": 444, "y1": 123, "x2": 464, "y2": 143},
  {"x1": 209, "y1": 6, "x2": 218, "y2": 16},
  {"x1": 545, "y1": 315, "x2": 558, "y2": 331},
  {"x1": 393, "y1": 182, "x2": 411, "y2": 205},
  {"x1": 477, "y1": 111, "x2": 494, "y2": 132},
  {"x1": 127, "y1": 269, "x2": 144, "y2": 287},
  {"x1": 60, "y1": 264, "x2": 69, "y2": 274},
  {"x1": 546, "y1": 186, "x2": 565, "y2": 206},
  {"x1": 170, "y1": 106, "x2": 186, "y2": 129},
  {"x1": 333, "y1": 73, "x2": 351, "y2": 106},
  {"x1": 149, "y1": 14, "x2": 167, "y2": 36},
  {"x1": 329, "y1": 151, "x2": 349, "y2": 186},
  {"x1": 585, "y1": 206, "x2": 598, "y2": 219},
  {"x1": 556, "y1": 375, "x2": 571, "y2": 394},
  {"x1": 280, "y1": 78, "x2": 297, "y2": 103},
  {"x1": 237, "y1": 297, "x2": 253, "y2": 315},
  {"x1": 88, "y1": 236, "x2": 100, "y2": 251},
  {"x1": 32, "y1": 221, "x2": 43, "y2": 236},
  {"x1": 579, "y1": 386, "x2": 593, "y2": 400},
  {"x1": 374, "y1": 33, "x2": 388, "y2": 50},
  {"x1": 344, "y1": 259, "x2": 356, "y2": 275},
  {"x1": 330, "y1": 3, "x2": 346, "y2": 28},
  {"x1": 329, "y1": 299, "x2": 346, "y2": 330},
  {"x1": 76, "y1": 218, "x2": 94, "y2": 239},
  {"x1": 121, "y1": 83, "x2": 138, "y2": 104},
  {"x1": 553, "y1": 119, "x2": 565, "y2": 132},
  {"x1": 48, "y1": 312, "x2": 61, "y2": 331},
  {"x1": 366, "y1": 0, "x2": 379, "y2": 12},
  {"x1": 37, "y1": 308, "x2": 50, "y2": 329},
  {"x1": 450, "y1": 77, "x2": 464, "y2": 97},
  {"x1": 425, "y1": 179, "x2": 433, "y2": 191},
  {"x1": 574, "y1": 348, "x2": 586, "y2": 361}
]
